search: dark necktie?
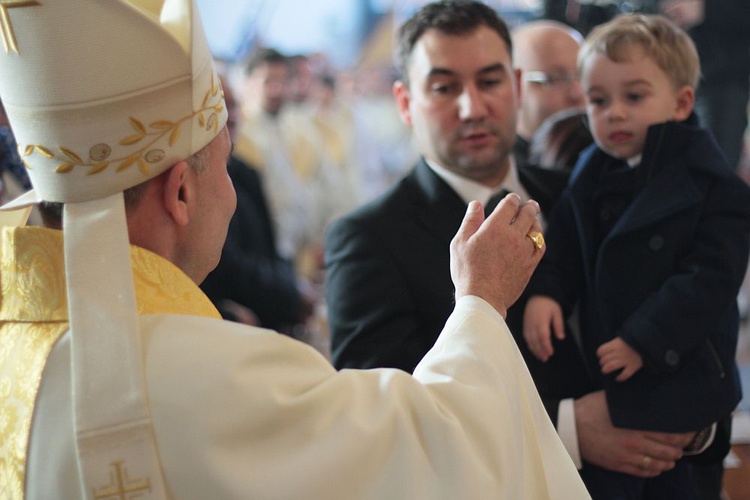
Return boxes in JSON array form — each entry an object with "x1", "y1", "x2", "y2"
[{"x1": 484, "y1": 188, "x2": 511, "y2": 217}]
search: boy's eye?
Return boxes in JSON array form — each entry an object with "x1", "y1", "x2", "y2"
[
  {"x1": 588, "y1": 96, "x2": 606, "y2": 106},
  {"x1": 626, "y1": 93, "x2": 644, "y2": 103}
]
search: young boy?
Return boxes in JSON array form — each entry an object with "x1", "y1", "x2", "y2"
[{"x1": 523, "y1": 14, "x2": 750, "y2": 498}]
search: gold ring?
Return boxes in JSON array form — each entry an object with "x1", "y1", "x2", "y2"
[
  {"x1": 639, "y1": 455, "x2": 652, "y2": 469},
  {"x1": 527, "y1": 231, "x2": 544, "y2": 250}
]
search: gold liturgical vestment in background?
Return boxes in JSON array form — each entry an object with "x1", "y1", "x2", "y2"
[{"x1": 1, "y1": 226, "x2": 590, "y2": 499}]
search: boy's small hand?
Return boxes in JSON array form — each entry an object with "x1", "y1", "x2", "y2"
[
  {"x1": 597, "y1": 337, "x2": 644, "y2": 382},
  {"x1": 523, "y1": 296, "x2": 565, "y2": 362}
]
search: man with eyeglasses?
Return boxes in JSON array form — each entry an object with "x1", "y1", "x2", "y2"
[{"x1": 512, "y1": 20, "x2": 585, "y2": 169}]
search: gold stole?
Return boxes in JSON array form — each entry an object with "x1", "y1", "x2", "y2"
[{"x1": 0, "y1": 227, "x2": 220, "y2": 497}]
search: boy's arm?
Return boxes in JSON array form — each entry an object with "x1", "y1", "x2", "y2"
[
  {"x1": 597, "y1": 337, "x2": 644, "y2": 382},
  {"x1": 524, "y1": 192, "x2": 585, "y2": 315},
  {"x1": 524, "y1": 296, "x2": 565, "y2": 362}
]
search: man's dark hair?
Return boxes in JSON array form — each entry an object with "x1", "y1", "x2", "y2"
[
  {"x1": 244, "y1": 47, "x2": 288, "y2": 76},
  {"x1": 396, "y1": 0, "x2": 513, "y2": 86}
]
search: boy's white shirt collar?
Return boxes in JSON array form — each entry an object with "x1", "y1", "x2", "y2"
[{"x1": 627, "y1": 154, "x2": 642, "y2": 167}]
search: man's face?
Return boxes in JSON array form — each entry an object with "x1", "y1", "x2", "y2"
[
  {"x1": 191, "y1": 126, "x2": 236, "y2": 283},
  {"x1": 516, "y1": 29, "x2": 583, "y2": 139},
  {"x1": 394, "y1": 26, "x2": 520, "y2": 187},
  {"x1": 246, "y1": 62, "x2": 289, "y2": 116},
  {"x1": 581, "y1": 47, "x2": 692, "y2": 160}
]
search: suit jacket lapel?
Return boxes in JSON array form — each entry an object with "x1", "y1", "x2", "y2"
[{"x1": 410, "y1": 159, "x2": 467, "y2": 246}]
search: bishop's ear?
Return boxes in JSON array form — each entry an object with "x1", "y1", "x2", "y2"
[{"x1": 163, "y1": 160, "x2": 192, "y2": 226}]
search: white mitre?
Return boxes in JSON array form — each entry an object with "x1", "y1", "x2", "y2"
[{"x1": 0, "y1": 0, "x2": 227, "y2": 498}]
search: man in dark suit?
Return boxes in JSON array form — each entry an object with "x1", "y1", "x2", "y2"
[
  {"x1": 201, "y1": 75, "x2": 305, "y2": 334},
  {"x1": 326, "y1": 0, "x2": 691, "y2": 483},
  {"x1": 200, "y1": 156, "x2": 304, "y2": 333}
]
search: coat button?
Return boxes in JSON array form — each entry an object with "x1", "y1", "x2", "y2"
[
  {"x1": 664, "y1": 350, "x2": 680, "y2": 367},
  {"x1": 649, "y1": 235, "x2": 664, "y2": 251}
]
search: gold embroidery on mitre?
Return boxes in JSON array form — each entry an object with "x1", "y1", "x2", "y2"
[
  {"x1": 93, "y1": 460, "x2": 152, "y2": 499},
  {"x1": 21, "y1": 72, "x2": 225, "y2": 176},
  {"x1": 0, "y1": 0, "x2": 39, "y2": 55}
]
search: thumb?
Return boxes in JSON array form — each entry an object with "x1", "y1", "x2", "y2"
[{"x1": 455, "y1": 201, "x2": 485, "y2": 242}]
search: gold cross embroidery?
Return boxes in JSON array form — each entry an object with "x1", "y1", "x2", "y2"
[
  {"x1": 93, "y1": 460, "x2": 152, "y2": 500},
  {"x1": 0, "y1": 0, "x2": 39, "y2": 54}
]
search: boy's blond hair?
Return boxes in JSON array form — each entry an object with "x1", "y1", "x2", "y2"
[{"x1": 578, "y1": 14, "x2": 701, "y2": 90}]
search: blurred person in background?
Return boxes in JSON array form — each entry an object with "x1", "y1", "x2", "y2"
[
  {"x1": 529, "y1": 108, "x2": 593, "y2": 172},
  {"x1": 661, "y1": 0, "x2": 749, "y2": 171},
  {"x1": 512, "y1": 19, "x2": 585, "y2": 169},
  {"x1": 200, "y1": 75, "x2": 309, "y2": 336},
  {"x1": 234, "y1": 48, "x2": 327, "y2": 280}
]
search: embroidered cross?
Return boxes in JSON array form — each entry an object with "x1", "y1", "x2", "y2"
[
  {"x1": 0, "y1": 0, "x2": 39, "y2": 54},
  {"x1": 93, "y1": 460, "x2": 152, "y2": 500}
]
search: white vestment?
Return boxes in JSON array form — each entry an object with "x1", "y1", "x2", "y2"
[{"x1": 26, "y1": 297, "x2": 589, "y2": 499}]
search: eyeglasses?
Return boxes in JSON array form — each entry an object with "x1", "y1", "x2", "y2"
[{"x1": 523, "y1": 70, "x2": 579, "y2": 88}]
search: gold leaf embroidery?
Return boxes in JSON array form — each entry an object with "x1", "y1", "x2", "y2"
[
  {"x1": 55, "y1": 163, "x2": 74, "y2": 173},
  {"x1": 25, "y1": 71, "x2": 224, "y2": 177},
  {"x1": 138, "y1": 159, "x2": 149, "y2": 175},
  {"x1": 150, "y1": 120, "x2": 175, "y2": 130},
  {"x1": 35, "y1": 146, "x2": 53, "y2": 158},
  {"x1": 87, "y1": 162, "x2": 109, "y2": 175},
  {"x1": 129, "y1": 117, "x2": 146, "y2": 134},
  {"x1": 207, "y1": 112, "x2": 217, "y2": 133},
  {"x1": 116, "y1": 156, "x2": 137, "y2": 172},
  {"x1": 59, "y1": 147, "x2": 83, "y2": 164},
  {"x1": 168, "y1": 126, "x2": 180, "y2": 147},
  {"x1": 120, "y1": 134, "x2": 144, "y2": 146}
]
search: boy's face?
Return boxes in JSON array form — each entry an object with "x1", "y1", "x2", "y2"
[{"x1": 581, "y1": 47, "x2": 693, "y2": 160}]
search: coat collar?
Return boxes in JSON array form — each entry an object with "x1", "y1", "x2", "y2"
[{"x1": 572, "y1": 117, "x2": 712, "y2": 236}]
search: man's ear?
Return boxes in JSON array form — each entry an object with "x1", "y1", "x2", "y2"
[
  {"x1": 673, "y1": 85, "x2": 695, "y2": 122},
  {"x1": 163, "y1": 160, "x2": 192, "y2": 226},
  {"x1": 393, "y1": 80, "x2": 413, "y2": 126}
]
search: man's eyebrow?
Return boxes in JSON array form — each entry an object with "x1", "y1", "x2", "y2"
[
  {"x1": 477, "y1": 63, "x2": 508, "y2": 75},
  {"x1": 426, "y1": 67, "x2": 456, "y2": 79},
  {"x1": 426, "y1": 63, "x2": 508, "y2": 79}
]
